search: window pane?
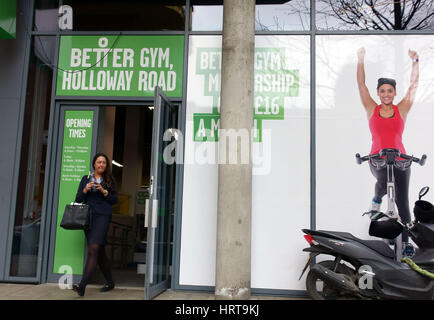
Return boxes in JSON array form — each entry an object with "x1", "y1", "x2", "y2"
[
  {"x1": 183, "y1": 35, "x2": 310, "y2": 288},
  {"x1": 10, "y1": 36, "x2": 55, "y2": 277},
  {"x1": 191, "y1": 5, "x2": 223, "y2": 31},
  {"x1": 192, "y1": 1, "x2": 310, "y2": 32},
  {"x1": 63, "y1": 0, "x2": 186, "y2": 31},
  {"x1": 316, "y1": 35, "x2": 434, "y2": 243},
  {"x1": 34, "y1": 0, "x2": 59, "y2": 32},
  {"x1": 255, "y1": 0, "x2": 310, "y2": 31},
  {"x1": 316, "y1": 1, "x2": 434, "y2": 30}
]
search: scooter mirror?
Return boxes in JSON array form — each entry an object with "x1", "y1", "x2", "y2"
[{"x1": 419, "y1": 186, "x2": 430, "y2": 200}]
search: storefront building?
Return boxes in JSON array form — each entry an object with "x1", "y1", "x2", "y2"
[{"x1": 1, "y1": 0, "x2": 434, "y2": 299}]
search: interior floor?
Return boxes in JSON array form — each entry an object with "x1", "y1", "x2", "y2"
[{"x1": 90, "y1": 265, "x2": 145, "y2": 288}]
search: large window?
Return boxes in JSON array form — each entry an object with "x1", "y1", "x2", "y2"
[
  {"x1": 315, "y1": 35, "x2": 434, "y2": 240},
  {"x1": 10, "y1": 37, "x2": 55, "y2": 277},
  {"x1": 62, "y1": 0, "x2": 186, "y2": 31},
  {"x1": 191, "y1": 0, "x2": 310, "y2": 31},
  {"x1": 315, "y1": 1, "x2": 434, "y2": 30},
  {"x1": 181, "y1": 35, "x2": 311, "y2": 289}
]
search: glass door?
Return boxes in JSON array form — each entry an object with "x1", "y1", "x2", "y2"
[{"x1": 145, "y1": 87, "x2": 178, "y2": 299}]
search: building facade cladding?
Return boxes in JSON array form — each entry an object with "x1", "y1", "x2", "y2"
[{"x1": 1, "y1": 0, "x2": 434, "y2": 297}]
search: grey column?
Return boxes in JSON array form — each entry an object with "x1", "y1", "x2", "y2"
[{"x1": 215, "y1": 0, "x2": 255, "y2": 300}]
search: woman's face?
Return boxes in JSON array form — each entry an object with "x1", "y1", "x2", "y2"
[
  {"x1": 377, "y1": 84, "x2": 396, "y2": 105},
  {"x1": 94, "y1": 156, "x2": 107, "y2": 175}
]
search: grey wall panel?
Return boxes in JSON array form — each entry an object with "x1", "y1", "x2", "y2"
[
  {"x1": 0, "y1": 99, "x2": 21, "y2": 279},
  {"x1": 0, "y1": 0, "x2": 31, "y2": 280}
]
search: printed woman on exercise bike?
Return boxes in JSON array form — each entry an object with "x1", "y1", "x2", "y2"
[{"x1": 356, "y1": 47, "x2": 419, "y2": 256}]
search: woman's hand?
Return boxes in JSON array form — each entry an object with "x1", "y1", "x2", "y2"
[
  {"x1": 357, "y1": 47, "x2": 366, "y2": 62},
  {"x1": 83, "y1": 182, "x2": 94, "y2": 194},
  {"x1": 408, "y1": 49, "x2": 418, "y2": 61},
  {"x1": 94, "y1": 182, "x2": 109, "y2": 197}
]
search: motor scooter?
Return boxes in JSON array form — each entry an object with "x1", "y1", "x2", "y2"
[{"x1": 300, "y1": 149, "x2": 434, "y2": 300}]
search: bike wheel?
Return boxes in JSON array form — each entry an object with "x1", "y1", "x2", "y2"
[{"x1": 306, "y1": 260, "x2": 357, "y2": 300}]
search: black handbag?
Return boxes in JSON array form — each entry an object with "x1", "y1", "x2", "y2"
[{"x1": 60, "y1": 203, "x2": 91, "y2": 230}]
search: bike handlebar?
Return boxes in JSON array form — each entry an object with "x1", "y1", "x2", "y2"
[{"x1": 355, "y1": 149, "x2": 427, "y2": 166}]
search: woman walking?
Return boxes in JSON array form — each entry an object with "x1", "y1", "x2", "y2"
[
  {"x1": 72, "y1": 153, "x2": 118, "y2": 296},
  {"x1": 356, "y1": 47, "x2": 419, "y2": 256}
]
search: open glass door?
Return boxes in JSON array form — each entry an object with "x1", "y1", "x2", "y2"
[{"x1": 145, "y1": 87, "x2": 178, "y2": 299}]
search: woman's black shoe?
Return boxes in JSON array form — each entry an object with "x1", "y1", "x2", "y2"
[
  {"x1": 72, "y1": 284, "x2": 85, "y2": 296},
  {"x1": 100, "y1": 283, "x2": 115, "y2": 292}
]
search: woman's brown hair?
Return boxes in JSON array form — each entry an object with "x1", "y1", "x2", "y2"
[{"x1": 92, "y1": 153, "x2": 115, "y2": 190}]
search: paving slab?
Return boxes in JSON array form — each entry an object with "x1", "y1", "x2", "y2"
[{"x1": 0, "y1": 284, "x2": 304, "y2": 300}]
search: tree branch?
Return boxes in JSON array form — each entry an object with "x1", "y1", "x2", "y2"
[
  {"x1": 402, "y1": 0, "x2": 422, "y2": 29},
  {"x1": 366, "y1": 0, "x2": 395, "y2": 29},
  {"x1": 411, "y1": 10, "x2": 434, "y2": 29},
  {"x1": 315, "y1": 0, "x2": 433, "y2": 30}
]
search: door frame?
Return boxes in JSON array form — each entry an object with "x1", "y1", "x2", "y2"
[
  {"x1": 45, "y1": 104, "x2": 99, "y2": 283},
  {"x1": 41, "y1": 99, "x2": 184, "y2": 292},
  {"x1": 145, "y1": 87, "x2": 179, "y2": 299}
]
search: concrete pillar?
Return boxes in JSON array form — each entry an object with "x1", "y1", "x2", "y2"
[{"x1": 215, "y1": 0, "x2": 255, "y2": 300}]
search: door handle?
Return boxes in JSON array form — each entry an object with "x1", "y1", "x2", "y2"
[
  {"x1": 152, "y1": 199, "x2": 158, "y2": 228},
  {"x1": 144, "y1": 199, "x2": 150, "y2": 228},
  {"x1": 145, "y1": 199, "x2": 158, "y2": 228}
]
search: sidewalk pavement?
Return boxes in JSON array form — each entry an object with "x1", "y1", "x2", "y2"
[{"x1": 0, "y1": 283, "x2": 304, "y2": 300}]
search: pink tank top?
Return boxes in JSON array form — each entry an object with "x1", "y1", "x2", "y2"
[{"x1": 369, "y1": 105, "x2": 406, "y2": 155}]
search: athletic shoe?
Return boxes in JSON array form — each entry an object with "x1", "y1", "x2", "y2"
[
  {"x1": 370, "y1": 199, "x2": 382, "y2": 213},
  {"x1": 402, "y1": 242, "x2": 416, "y2": 258}
]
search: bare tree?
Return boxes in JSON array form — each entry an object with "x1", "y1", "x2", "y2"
[
  {"x1": 316, "y1": 0, "x2": 434, "y2": 30},
  {"x1": 255, "y1": 1, "x2": 434, "y2": 31}
]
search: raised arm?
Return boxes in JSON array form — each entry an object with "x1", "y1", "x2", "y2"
[
  {"x1": 357, "y1": 48, "x2": 377, "y2": 119},
  {"x1": 398, "y1": 49, "x2": 419, "y2": 120}
]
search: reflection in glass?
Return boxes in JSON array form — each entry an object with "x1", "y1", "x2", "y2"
[
  {"x1": 316, "y1": 1, "x2": 434, "y2": 31},
  {"x1": 10, "y1": 37, "x2": 54, "y2": 277},
  {"x1": 255, "y1": 0, "x2": 310, "y2": 31},
  {"x1": 34, "y1": 0, "x2": 59, "y2": 32},
  {"x1": 191, "y1": 0, "x2": 310, "y2": 31},
  {"x1": 62, "y1": 0, "x2": 186, "y2": 31},
  {"x1": 191, "y1": 5, "x2": 223, "y2": 31},
  {"x1": 152, "y1": 100, "x2": 177, "y2": 285}
]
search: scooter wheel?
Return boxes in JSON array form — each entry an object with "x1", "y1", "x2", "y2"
[{"x1": 306, "y1": 260, "x2": 356, "y2": 300}]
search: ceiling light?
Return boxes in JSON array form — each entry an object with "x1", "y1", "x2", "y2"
[{"x1": 112, "y1": 160, "x2": 123, "y2": 168}]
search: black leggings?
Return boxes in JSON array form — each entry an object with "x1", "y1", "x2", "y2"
[
  {"x1": 369, "y1": 162, "x2": 411, "y2": 242},
  {"x1": 79, "y1": 244, "x2": 113, "y2": 289}
]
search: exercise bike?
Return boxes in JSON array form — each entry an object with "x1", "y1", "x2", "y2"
[
  {"x1": 358, "y1": 148, "x2": 426, "y2": 262},
  {"x1": 300, "y1": 148, "x2": 434, "y2": 300}
]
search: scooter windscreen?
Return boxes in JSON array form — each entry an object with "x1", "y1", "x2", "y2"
[
  {"x1": 369, "y1": 219, "x2": 404, "y2": 239},
  {"x1": 414, "y1": 200, "x2": 434, "y2": 223}
]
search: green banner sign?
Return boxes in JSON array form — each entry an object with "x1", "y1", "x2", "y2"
[
  {"x1": 56, "y1": 35, "x2": 184, "y2": 97},
  {"x1": 53, "y1": 110, "x2": 94, "y2": 275},
  {"x1": 0, "y1": 0, "x2": 16, "y2": 39}
]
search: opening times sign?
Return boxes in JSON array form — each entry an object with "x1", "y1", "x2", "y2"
[
  {"x1": 53, "y1": 110, "x2": 94, "y2": 275},
  {"x1": 56, "y1": 35, "x2": 184, "y2": 97}
]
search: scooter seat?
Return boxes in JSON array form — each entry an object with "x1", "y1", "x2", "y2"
[{"x1": 324, "y1": 231, "x2": 395, "y2": 259}]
